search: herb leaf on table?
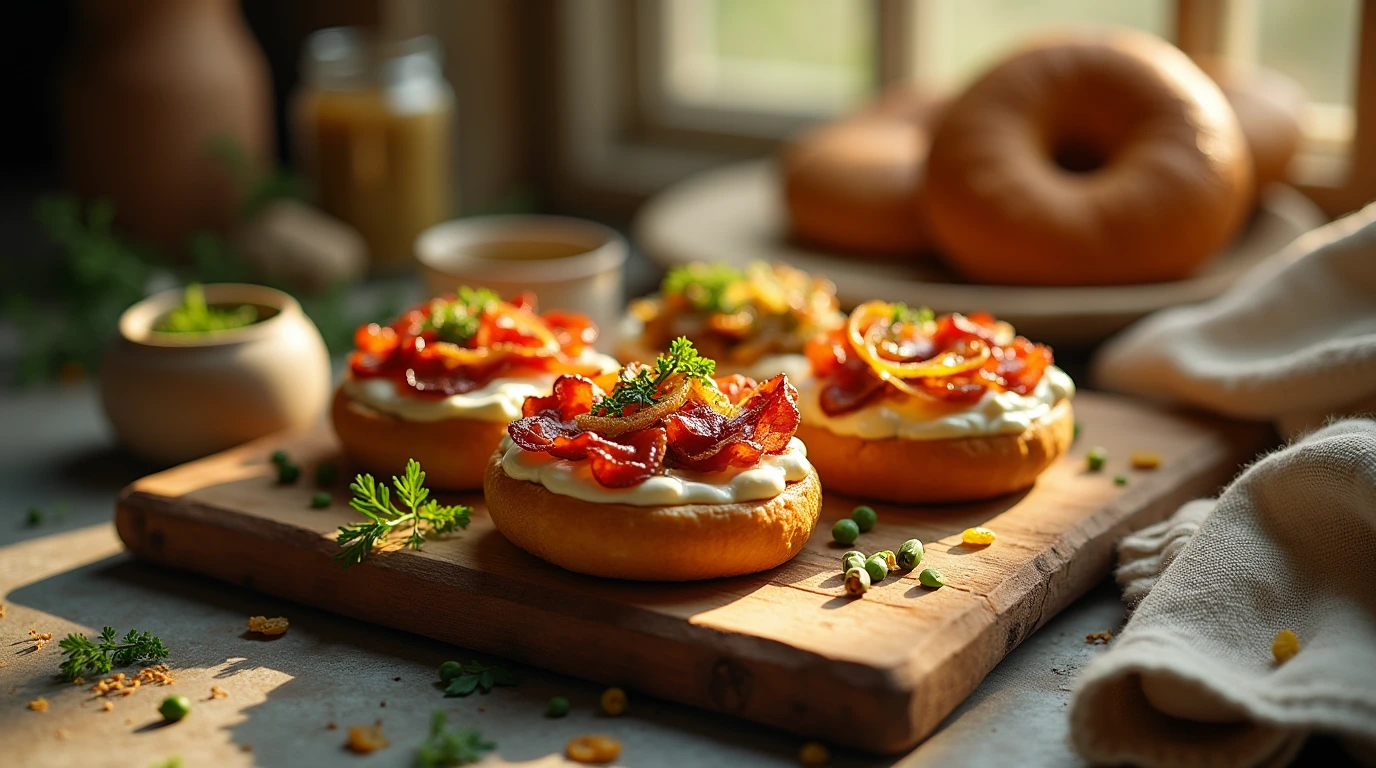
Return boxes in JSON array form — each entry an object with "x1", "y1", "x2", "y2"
[
  {"x1": 416, "y1": 710, "x2": 495, "y2": 767},
  {"x1": 336, "y1": 459, "x2": 472, "y2": 567},
  {"x1": 58, "y1": 626, "x2": 170, "y2": 681},
  {"x1": 443, "y1": 661, "x2": 517, "y2": 697}
]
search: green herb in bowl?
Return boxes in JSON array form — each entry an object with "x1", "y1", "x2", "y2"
[{"x1": 153, "y1": 284, "x2": 259, "y2": 334}]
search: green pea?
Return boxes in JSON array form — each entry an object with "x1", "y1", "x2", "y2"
[
  {"x1": 438, "y1": 661, "x2": 464, "y2": 683},
  {"x1": 873, "y1": 550, "x2": 898, "y2": 571},
  {"x1": 315, "y1": 461, "x2": 339, "y2": 487},
  {"x1": 270, "y1": 449, "x2": 289, "y2": 466},
  {"x1": 831, "y1": 518, "x2": 859, "y2": 545},
  {"x1": 158, "y1": 694, "x2": 192, "y2": 722},
  {"x1": 897, "y1": 539, "x2": 924, "y2": 570},
  {"x1": 25, "y1": 507, "x2": 42, "y2": 526},
  {"x1": 864, "y1": 555, "x2": 888, "y2": 583},
  {"x1": 841, "y1": 550, "x2": 866, "y2": 573},
  {"x1": 844, "y1": 566, "x2": 870, "y2": 597},
  {"x1": 850, "y1": 505, "x2": 877, "y2": 532},
  {"x1": 547, "y1": 696, "x2": 571, "y2": 717},
  {"x1": 1086, "y1": 447, "x2": 1108, "y2": 472},
  {"x1": 277, "y1": 462, "x2": 300, "y2": 484},
  {"x1": 918, "y1": 568, "x2": 947, "y2": 588},
  {"x1": 1114, "y1": 474, "x2": 1129, "y2": 486},
  {"x1": 310, "y1": 492, "x2": 331, "y2": 509}
]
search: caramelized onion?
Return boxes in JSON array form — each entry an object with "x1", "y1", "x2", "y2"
[
  {"x1": 573, "y1": 376, "x2": 691, "y2": 437},
  {"x1": 847, "y1": 301, "x2": 990, "y2": 382}
]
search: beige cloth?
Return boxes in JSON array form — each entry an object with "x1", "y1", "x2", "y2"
[
  {"x1": 1069, "y1": 419, "x2": 1376, "y2": 767},
  {"x1": 1092, "y1": 202, "x2": 1376, "y2": 438}
]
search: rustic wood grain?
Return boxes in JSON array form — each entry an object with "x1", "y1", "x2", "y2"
[{"x1": 114, "y1": 392, "x2": 1273, "y2": 753}]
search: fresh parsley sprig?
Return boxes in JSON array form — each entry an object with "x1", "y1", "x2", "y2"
[
  {"x1": 421, "y1": 287, "x2": 501, "y2": 345},
  {"x1": 592, "y1": 337, "x2": 716, "y2": 417},
  {"x1": 890, "y1": 302, "x2": 935, "y2": 326},
  {"x1": 662, "y1": 263, "x2": 744, "y2": 314},
  {"x1": 416, "y1": 710, "x2": 495, "y2": 767},
  {"x1": 336, "y1": 459, "x2": 473, "y2": 568},
  {"x1": 58, "y1": 626, "x2": 170, "y2": 681},
  {"x1": 443, "y1": 660, "x2": 518, "y2": 697}
]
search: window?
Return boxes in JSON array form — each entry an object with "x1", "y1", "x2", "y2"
[{"x1": 555, "y1": 0, "x2": 1371, "y2": 216}]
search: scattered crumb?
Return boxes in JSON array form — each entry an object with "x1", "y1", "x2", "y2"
[
  {"x1": 29, "y1": 698, "x2": 49, "y2": 712},
  {"x1": 346, "y1": 721, "x2": 389, "y2": 754},
  {"x1": 1273, "y1": 629, "x2": 1300, "y2": 664},
  {"x1": 1085, "y1": 631, "x2": 1113, "y2": 645},
  {"x1": 0, "y1": 603, "x2": 7, "y2": 618},
  {"x1": 1130, "y1": 450, "x2": 1162, "y2": 470},
  {"x1": 102, "y1": 701, "x2": 115, "y2": 712},
  {"x1": 247, "y1": 616, "x2": 290, "y2": 636},
  {"x1": 477, "y1": 705, "x2": 486, "y2": 713},
  {"x1": 125, "y1": 717, "x2": 133, "y2": 725},
  {"x1": 56, "y1": 728, "x2": 73, "y2": 739},
  {"x1": 393, "y1": 676, "x2": 402, "y2": 682},
  {"x1": 91, "y1": 665, "x2": 175, "y2": 698},
  {"x1": 27, "y1": 629, "x2": 53, "y2": 651},
  {"x1": 567, "y1": 734, "x2": 622, "y2": 764},
  {"x1": 379, "y1": 700, "x2": 386, "y2": 708},
  {"x1": 326, "y1": 721, "x2": 338, "y2": 730},
  {"x1": 241, "y1": 744, "x2": 253, "y2": 753},
  {"x1": 799, "y1": 741, "x2": 829, "y2": 766},
  {"x1": 0, "y1": 661, "x2": 7, "y2": 668},
  {"x1": 210, "y1": 686, "x2": 229, "y2": 699}
]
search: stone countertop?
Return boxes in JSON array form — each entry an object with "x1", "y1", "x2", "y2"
[{"x1": 1, "y1": 385, "x2": 1124, "y2": 767}]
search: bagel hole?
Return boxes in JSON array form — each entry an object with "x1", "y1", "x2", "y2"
[{"x1": 1052, "y1": 141, "x2": 1106, "y2": 174}]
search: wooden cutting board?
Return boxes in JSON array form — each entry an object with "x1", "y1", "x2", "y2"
[{"x1": 115, "y1": 392, "x2": 1272, "y2": 753}]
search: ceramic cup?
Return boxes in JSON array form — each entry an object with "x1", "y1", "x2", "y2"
[
  {"x1": 415, "y1": 215, "x2": 627, "y2": 350},
  {"x1": 101, "y1": 283, "x2": 331, "y2": 465}
]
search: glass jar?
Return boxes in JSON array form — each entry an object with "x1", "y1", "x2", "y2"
[{"x1": 292, "y1": 28, "x2": 454, "y2": 271}]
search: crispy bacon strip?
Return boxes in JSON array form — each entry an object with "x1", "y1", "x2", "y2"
[
  {"x1": 810, "y1": 309, "x2": 1054, "y2": 413},
  {"x1": 507, "y1": 372, "x2": 802, "y2": 488},
  {"x1": 664, "y1": 374, "x2": 800, "y2": 472}
]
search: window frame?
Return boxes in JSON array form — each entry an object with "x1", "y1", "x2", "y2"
[{"x1": 552, "y1": 0, "x2": 1371, "y2": 218}]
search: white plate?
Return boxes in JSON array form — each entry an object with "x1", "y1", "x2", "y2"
[{"x1": 633, "y1": 159, "x2": 1325, "y2": 347}]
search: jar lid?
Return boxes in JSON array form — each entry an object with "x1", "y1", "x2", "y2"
[{"x1": 301, "y1": 27, "x2": 444, "y2": 91}]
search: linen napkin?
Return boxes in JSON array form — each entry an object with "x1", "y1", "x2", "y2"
[
  {"x1": 1091, "y1": 202, "x2": 1376, "y2": 438},
  {"x1": 1069, "y1": 419, "x2": 1376, "y2": 767}
]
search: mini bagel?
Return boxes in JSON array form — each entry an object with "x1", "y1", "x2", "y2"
[
  {"x1": 1197, "y1": 55, "x2": 1306, "y2": 196},
  {"x1": 483, "y1": 452, "x2": 823, "y2": 581},
  {"x1": 923, "y1": 28, "x2": 1252, "y2": 286}
]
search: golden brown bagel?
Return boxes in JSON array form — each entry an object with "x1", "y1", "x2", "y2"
[
  {"x1": 483, "y1": 452, "x2": 822, "y2": 581},
  {"x1": 330, "y1": 387, "x2": 509, "y2": 491},
  {"x1": 782, "y1": 86, "x2": 945, "y2": 256},
  {"x1": 923, "y1": 29, "x2": 1252, "y2": 286},
  {"x1": 1198, "y1": 55, "x2": 1306, "y2": 196},
  {"x1": 795, "y1": 399, "x2": 1074, "y2": 503}
]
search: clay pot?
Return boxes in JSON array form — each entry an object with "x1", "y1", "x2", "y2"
[
  {"x1": 101, "y1": 284, "x2": 331, "y2": 465},
  {"x1": 63, "y1": 0, "x2": 273, "y2": 248}
]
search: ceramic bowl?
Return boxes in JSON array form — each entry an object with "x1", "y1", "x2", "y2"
[
  {"x1": 415, "y1": 215, "x2": 627, "y2": 350},
  {"x1": 100, "y1": 283, "x2": 331, "y2": 465}
]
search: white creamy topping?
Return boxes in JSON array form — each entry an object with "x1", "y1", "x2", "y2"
[
  {"x1": 341, "y1": 350, "x2": 620, "y2": 423},
  {"x1": 500, "y1": 435, "x2": 812, "y2": 507},
  {"x1": 798, "y1": 365, "x2": 1075, "y2": 441}
]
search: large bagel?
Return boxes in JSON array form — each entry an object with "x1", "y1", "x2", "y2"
[
  {"x1": 483, "y1": 452, "x2": 822, "y2": 581},
  {"x1": 782, "y1": 86, "x2": 946, "y2": 256},
  {"x1": 795, "y1": 400, "x2": 1074, "y2": 503},
  {"x1": 1197, "y1": 55, "x2": 1306, "y2": 196},
  {"x1": 924, "y1": 29, "x2": 1252, "y2": 286},
  {"x1": 330, "y1": 387, "x2": 508, "y2": 491}
]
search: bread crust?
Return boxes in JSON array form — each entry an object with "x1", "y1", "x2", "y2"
[
  {"x1": 330, "y1": 386, "x2": 509, "y2": 491},
  {"x1": 796, "y1": 399, "x2": 1074, "y2": 503},
  {"x1": 483, "y1": 452, "x2": 822, "y2": 581}
]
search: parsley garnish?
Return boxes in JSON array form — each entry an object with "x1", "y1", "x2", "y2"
[
  {"x1": 152, "y1": 283, "x2": 259, "y2": 334},
  {"x1": 592, "y1": 337, "x2": 716, "y2": 417},
  {"x1": 335, "y1": 460, "x2": 473, "y2": 568},
  {"x1": 443, "y1": 660, "x2": 518, "y2": 697},
  {"x1": 662, "y1": 263, "x2": 744, "y2": 313},
  {"x1": 416, "y1": 711, "x2": 495, "y2": 767},
  {"x1": 58, "y1": 627, "x2": 170, "y2": 681},
  {"x1": 421, "y1": 287, "x2": 501, "y2": 345},
  {"x1": 890, "y1": 303, "x2": 935, "y2": 326}
]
